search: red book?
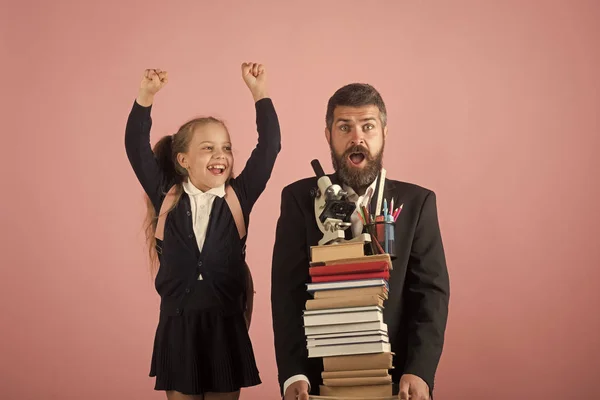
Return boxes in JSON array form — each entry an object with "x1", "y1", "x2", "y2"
[
  {"x1": 310, "y1": 270, "x2": 390, "y2": 283},
  {"x1": 309, "y1": 261, "x2": 389, "y2": 277}
]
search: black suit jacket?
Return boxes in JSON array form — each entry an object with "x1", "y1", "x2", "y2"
[{"x1": 271, "y1": 174, "x2": 450, "y2": 396}]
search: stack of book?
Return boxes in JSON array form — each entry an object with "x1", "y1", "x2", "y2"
[{"x1": 304, "y1": 241, "x2": 395, "y2": 399}]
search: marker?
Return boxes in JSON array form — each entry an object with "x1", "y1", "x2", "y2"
[
  {"x1": 386, "y1": 213, "x2": 394, "y2": 255},
  {"x1": 383, "y1": 198, "x2": 388, "y2": 217},
  {"x1": 390, "y1": 198, "x2": 394, "y2": 217}
]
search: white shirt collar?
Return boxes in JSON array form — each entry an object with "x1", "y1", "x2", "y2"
[
  {"x1": 182, "y1": 179, "x2": 226, "y2": 198},
  {"x1": 343, "y1": 177, "x2": 378, "y2": 205}
]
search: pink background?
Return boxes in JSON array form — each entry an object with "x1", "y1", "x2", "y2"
[{"x1": 2, "y1": 1, "x2": 599, "y2": 399}]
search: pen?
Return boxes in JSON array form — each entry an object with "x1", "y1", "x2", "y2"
[
  {"x1": 383, "y1": 198, "x2": 388, "y2": 217},
  {"x1": 390, "y1": 198, "x2": 394, "y2": 218}
]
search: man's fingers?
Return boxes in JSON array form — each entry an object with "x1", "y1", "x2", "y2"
[
  {"x1": 399, "y1": 380, "x2": 410, "y2": 400},
  {"x1": 416, "y1": 391, "x2": 429, "y2": 400},
  {"x1": 282, "y1": 390, "x2": 293, "y2": 400},
  {"x1": 298, "y1": 392, "x2": 309, "y2": 400}
]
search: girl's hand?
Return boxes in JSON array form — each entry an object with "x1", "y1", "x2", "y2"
[
  {"x1": 137, "y1": 69, "x2": 168, "y2": 106},
  {"x1": 241, "y1": 62, "x2": 268, "y2": 102}
]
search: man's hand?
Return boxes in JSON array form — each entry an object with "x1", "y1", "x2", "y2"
[
  {"x1": 241, "y1": 62, "x2": 268, "y2": 102},
  {"x1": 284, "y1": 380, "x2": 309, "y2": 400},
  {"x1": 137, "y1": 69, "x2": 168, "y2": 106},
  {"x1": 399, "y1": 374, "x2": 430, "y2": 400}
]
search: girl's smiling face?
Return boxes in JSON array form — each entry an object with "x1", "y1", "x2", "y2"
[{"x1": 177, "y1": 122, "x2": 234, "y2": 191}]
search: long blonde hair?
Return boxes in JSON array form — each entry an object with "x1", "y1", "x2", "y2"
[{"x1": 144, "y1": 117, "x2": 228, "y2": 275}]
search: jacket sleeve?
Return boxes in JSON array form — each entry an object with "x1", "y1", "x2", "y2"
[
  {"x1": 124, "y1": 100, "x2": 166, "y2": 212},
  {"x1": 231, "y1": 98, "x2": 281, "y2": 218},
  {"x1": 271, "y1": 185, "x2": 312, "y2": 394},
  {"x1": 403, "y1": 190, "x2": 450, "y2": 392}
]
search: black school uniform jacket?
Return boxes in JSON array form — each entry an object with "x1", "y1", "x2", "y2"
[
  {"x1": 125, "y1": 98, "x2": 281, "y2": 314},
  {"x1": 271, "y1": 173, "x2": 450, "y2": 395}
]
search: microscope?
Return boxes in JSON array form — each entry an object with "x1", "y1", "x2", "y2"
[{"x1": 310, "y1": 159, "x2": 372, "y2": 246}]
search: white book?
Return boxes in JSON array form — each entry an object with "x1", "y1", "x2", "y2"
[
  {"x1": 307, "y1": 341, "x2": 391, "y2": 358},
  {"x1": 306, "y1": 279, "x2": 388, "y2": 293},
  {"x1": 303, "y1": 309, "x2": 383, "y2": 327},
  {"x1": 303, "y1": 305, "x2": 382, "y2": 316},
  {"x1": 304, "y1": 321, "x2": 388, "y2": 336},
  {"x1": 307, "y1": 333, "x2": 389, "y2": 347},
  {"x1": 307, "y1": 329, "x2": 387, "y2": 340}
]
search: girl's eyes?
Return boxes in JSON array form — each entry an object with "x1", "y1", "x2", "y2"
[{"x1": 203, "y1": 146, "x2": 232, "y2": 151}]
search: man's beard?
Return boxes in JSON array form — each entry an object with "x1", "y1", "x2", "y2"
[{"x1": 331, "y1": 143, "x2": 383, "y2": 195}]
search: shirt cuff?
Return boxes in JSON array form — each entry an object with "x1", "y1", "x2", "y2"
[{"x1": 283, "y1": 374, "x2": 311, "y2": 396}]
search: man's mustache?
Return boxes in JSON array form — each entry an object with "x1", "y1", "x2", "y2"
[{"x1": 343, "y1": 145, "x2": 370, "y2": 157}]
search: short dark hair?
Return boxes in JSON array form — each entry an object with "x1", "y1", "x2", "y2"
[{"x1": 326, "y1": 83, "x2": 387, "y2": 132}]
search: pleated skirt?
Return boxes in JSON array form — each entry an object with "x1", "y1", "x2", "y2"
[{"x1": 149, "y1": 308, "x2": 261, "y2": 395}]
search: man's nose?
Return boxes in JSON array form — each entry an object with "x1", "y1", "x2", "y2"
[{"x1": 350, "y1": 129, "x2": 365, "y2": 146}]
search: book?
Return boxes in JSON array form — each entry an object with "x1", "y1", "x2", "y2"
[
  {"x1": 306, "y1": 278, "x2": 388, "y2": 293},
  {"x1": 319, "y1": 384, "x2": 393, "y2": 397},
  {"x1": 307, "y1": 333, "x2": 389, "y2": 347},
  {"x1": 303, "y1": 306, "x2": 383, "y2": 327},
  {"x1": 308, "y1": 329, "x2": 387, "y2": 340},
  {"x1": 313, "y1": 285, "x2": 388, "y2": 300},
  {"x1": 322, "y1": 375, "x2": 392, "y2": 386},
  {"x1": 308, "y1": 341, "x2": 391, "y2": 358},
  {"x1": 309, "y1": 397, "x2": 396, "y2": 400},
  {"x1": 322, "y1": 352, "x2": 394, "y2": 371},
  {"x1": 310, "y1": 270, "x2": 390, "y2": 283},
  {"x1": 321, "y1": 369, "x2": 390, "y2": 379},
  {"x1": 304, "y1": 321, "x2": 388, "y2": 336},
  {"x1": 305, "y1": 294, "x2": 384, "y2": 310},
  {"x1": 309, "y1": 259, "x2": 390, "y2": 276},
  {"x1": 309, "y1": 253, "x2": 392, "y2": 268},
  {"x1": 310, "y1": 241, "x2": 365, "y2": 263}
]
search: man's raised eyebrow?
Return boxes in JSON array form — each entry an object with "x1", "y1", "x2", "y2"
[{"x1": 335, "y1": 118, "x2": 352, "y2": 123}]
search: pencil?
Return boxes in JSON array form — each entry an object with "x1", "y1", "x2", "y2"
[{"x1": 393, "y1": 204, "x2": 404, "y2": 221}]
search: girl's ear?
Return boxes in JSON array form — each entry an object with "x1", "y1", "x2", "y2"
[{"x1": 176, "y1": 152, "x2": 187, "y2": 170}]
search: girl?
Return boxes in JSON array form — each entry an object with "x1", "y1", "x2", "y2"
[{"x1": 125, "y1": 63, "x2": 281, "y2": 400}]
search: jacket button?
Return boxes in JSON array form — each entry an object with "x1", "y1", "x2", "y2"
[
  {"x1": 198, "y1": 261, "x2": 203, "y2": 267},
  {"x1": 175, "y1": 308, "x2": 181, "y2": 315},
  {"x1": 185, "y1": 288, "x2": 190, "y2": 293},
  {"x1": 188, "y1": 234, "x2": 193, "y2": 238},
  {"x1": 186, "y1": 211, "x2": 191, "y2": 216}
]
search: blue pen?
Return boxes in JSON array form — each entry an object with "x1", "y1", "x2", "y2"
[{"x1": 383, "y1": 198, "x2": 388, "y2": 217}]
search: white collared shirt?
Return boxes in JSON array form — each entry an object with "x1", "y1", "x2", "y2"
[
  {"x1": 182, "y1": 179, "x2": 225, "y2": 279},
  {"x1": 343, "y1": 179, "x2": 378, "y2": 238}
]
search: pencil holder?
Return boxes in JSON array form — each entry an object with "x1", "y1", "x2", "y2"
[{"x1": 364, "y1": 217, "x2": 396, "y2": 260}]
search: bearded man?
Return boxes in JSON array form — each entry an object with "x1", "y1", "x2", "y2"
[{"x1": 271, "y1": 83, "x2": 450, "y2": 400}]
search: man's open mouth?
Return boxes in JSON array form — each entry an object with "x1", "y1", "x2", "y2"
[{"x1": 348, "y1": 152, "x2": 366, "y2": 166}]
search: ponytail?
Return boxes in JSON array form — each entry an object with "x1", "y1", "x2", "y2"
[{"x1": 144, "y1": 135, "x2": 183, "y2": 275}]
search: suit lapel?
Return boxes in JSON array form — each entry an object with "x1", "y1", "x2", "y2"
[{"x1": 382, "y1": 178, "x2": 397, "y2": 215}]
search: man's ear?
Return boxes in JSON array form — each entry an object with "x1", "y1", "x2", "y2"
[
  {"x1": 383, "y1": 125, "x2": 388, "y2": 139},
  {"x1": 324, "y1": 127, "x2": 332, "y2": 145}
]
